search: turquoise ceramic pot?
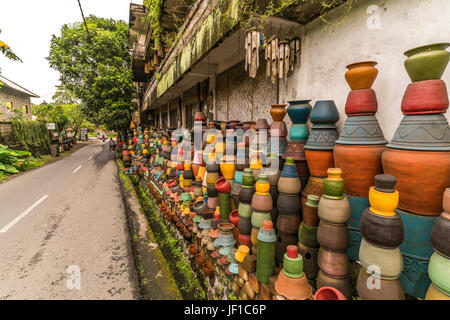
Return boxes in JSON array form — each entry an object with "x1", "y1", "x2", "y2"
[
  {"x1": 346, "y1": 194, "x2": 370, "y2": 229},
  {"x1": 287, "y1": 100, "x2": 312, "y2": 124},
  {"x1": 289, "y1": 124, "x2": 310, "y2": 141},
  {"x1": 347, "y1": 227, "x2": 363, "y2": 261}
]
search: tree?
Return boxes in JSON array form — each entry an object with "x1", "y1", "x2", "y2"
[
  {"x1": 47, "y1": 16, "x2": 135, "y2": 132},
  {"x1": 1, "y1": 28, "x2": 22, "y2": 87},
  {"x1": 63, "y1": 104, "x2": 84, "y2": 139}
]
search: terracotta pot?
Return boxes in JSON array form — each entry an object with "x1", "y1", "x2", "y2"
[
  {"x1": 314, "y1": 286, "x2": 347, "y2": 300},
  {"x1": 317, "y1": 221, "x2": 350, "y2": 251},
  {"x1": 359, "y1": 239, "x2": 403, "y2": 280},
  {"x1": 202, "y1": 259, "x2": 214, "y2": 277},
  {"x1": 334, "y1": 144, "x2": 385, "y2": 197},
  {"x1": 239, "y1": 233, "x2": 252, "y2": 247},
  {"x1": 318, "y1": 247, "x2": 349, "y2": 278},
  {"x1": 345, "y1": 61, "x2": 378, "y2": 90},
  {"x1": 283, "y1": 141, "x2": 307, "y2": 161},
  {"x1": 251, "y1": 193, "x2": 273, "y2": 212},
  {"x1": 195, "y1": 250, "x2": 206, "y2": 266},
  {"x1": 345, "y1": 88, "x2": 378, "y2": 116},
  {"x1": 356, "y1": 269, "x2": 405, "y2": 300},
  {"x1": 429, "y1": 252, "x2": 450, "y2": 295},
  {"x1": 304, "y1": 149, "x2": 335, "y2": 178},
  {"x1": 189, "y1": 241, "x2": 199, "y2": 255},
  {"x1": 275, "y1": 271, "x2": 312, "y2": 300},
  {"x1": 270, "y1": 121, "x2": 288, "y2": 137},
  {"x1": 426, "y1": 283, "x2": 450, "y2": 300},
  {"x1": 382, "y1": 148, "x2": 450, "y2": 216},
  {"x1": 316, "y1": 270, "x2": 352, "y2": 300},
  {"x1": 404, "y1": 43, "x2": 450, "y2": 82},
  {"x1": 301, "y1": 176, "x2": 324, "y2": 198},
  {"x1": 239, "y1": 186, "x2": 255, "y2": 203},
  {"x1": 360, "y1": 208, "x2": 404, "y2": 249},
  {"x1": 218, "y1": 222, "x2": 235, "y2": 234},
  {"x1": 302, "y1": 195, "x2": 320, "y2": 227},
  {"x1": 270, "y1": 104, "x2": 288, "y2": 121},
  {"x1": 298, "y1": 242, "x2": 319, "y2": 279},
  {"x1": 277, "y1": 213, "x2": 301, "y2": 235},
  {"x1": 215, "y1": 177, "x2": 231, "y2": 193},
  {"x1": 401, "y1": 80, "x2": 449, "y2": 115},
  {"x1": 430, "y1": 211, "x2": 450, "y2": 258},
  {"x1": 207, "y1": 196, "x2": 218, "y2": 210},
  {"x1": 277, "y1": 193, "x2": 301, "y2": 214},
  {"x1": 318, "y1": 196, "x2": 350, "y2": 224}
]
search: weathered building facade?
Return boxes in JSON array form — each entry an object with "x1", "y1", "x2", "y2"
[
  {"x1": 0, "y1": 75, "x2": 38, "y2": 122},
  {"x1": 129, "y1": 0, "x2": 450, "y2": 141}
]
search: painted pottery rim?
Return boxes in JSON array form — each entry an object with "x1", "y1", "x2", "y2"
[
  {"x1": 404, "y1": 42, "x2": 450, "y2": 57},
  {"x1": 346, "y1": 61, "x2": 378, "y2": 69},
  {"x1": 271, "y1": 104, "x2": 288, "y2": 108},
  {"x1": 287, "y1": 100, "x2": 312, "y2": 105}
]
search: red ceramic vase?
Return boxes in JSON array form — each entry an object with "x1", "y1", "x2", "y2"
[
  {"x1": 345, "y1": 89, "x2": 378, "y2": 116},
  {"x1": 401, "y1": 80, "x2": 449, "y2": 115}
]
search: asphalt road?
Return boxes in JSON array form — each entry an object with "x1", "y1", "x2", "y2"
[{"x1": 0, "y1": 141, "x2": 138, "y2": 299}]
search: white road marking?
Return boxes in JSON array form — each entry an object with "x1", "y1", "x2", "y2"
[
  {"x1": 0, "y1": 195, "x2": 49, "y2": 233},
  {"x1": 73, "y1": 166, "x2": 82, "y2": 174}
]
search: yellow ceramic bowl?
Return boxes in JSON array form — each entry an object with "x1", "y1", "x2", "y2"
[
  {"x1": 220, "y1": 163, "x2": 236, "y2": 180},
  {"x1": 206, "y1": 172, "x2": 220, "y2": 185},
  {"x1": 197, "y1": 166, "x2": 206, "y2": 181},
  {"x1": 369, "y1": 186, "x2": 399, "y2": 217}
]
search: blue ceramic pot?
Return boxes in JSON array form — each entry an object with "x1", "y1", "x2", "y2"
[
  {"x1": 345, "y1": 194, "x2": 370, "y2": 229},
  {"x1": 280, "y1": 157, "x2": 298, "y2": 178},
  {"x1": 235, "y1": 170, "x2": 244, "y2": 185},
  {"x1": 287, "y1": 100, "x2": 312, "y2": 124},
  {"x1": 336, "y1": 115, "x2": 387, "y2": 145},
  {"x1": 289, "y1": 124, "x2": 309, "y2": 141},
  {"x1": 309, "y1": 100, "x2": 340, "y2": 124}
]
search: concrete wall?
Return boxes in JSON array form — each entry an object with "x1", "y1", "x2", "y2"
[
  {"x1": 0, "y1": 87, "x2": 33, "y2": 122},
  {"x1": 279, "y1": 0, "x2": 450, "y2": 141}
]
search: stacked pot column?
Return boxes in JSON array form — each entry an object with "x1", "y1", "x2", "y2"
[
  {"x1": 239, "y1": 168, "x2": 256, "y2": 251},
  {"x1": 300, "y1": 100, "x2": 340, "y2": 279},
  {"x1": 251, "y1": 174, "x2": 273, "y2": 256},
  {"x1": 316, "y1": 168, "x2": 352, "y2": 299},
  {"x1": 334, "y1": 61, "x2": 387, "y2": 261},
  {"x1": 268, "y1": 104, "x2": 288, "y2": 161},
  {"x1": 426, "y1": 188, "x2": 450, "y2": 300},
  {"x1": 256, "y1": 220, "x2": 276, "y2": 284},
  {"x1": 276, "y1": 157, "x2": 301, "y2": 266},
  {"x1": 283, "y1": 100, "x2": 311, "y2": 191},
  {"x1": 382, "y1": 43, "x2": 450, "y2": 298},
  {"x1": 232, "y1": 141, "x2": 249, "y2": 209},
  {"x1": 357, "y1": 174, "x2": 405, "y2": 300}
]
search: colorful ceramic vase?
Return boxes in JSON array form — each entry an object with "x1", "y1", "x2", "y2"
[
  {"x1": 345, "y1": 61, "x2": 378, "y2": 90},
  {"x1": 404, "y1": 43, "x2": 450, "y2": 82},
  {"x1": 256, "y1": 220, "x2": 276, "y2": 284}
]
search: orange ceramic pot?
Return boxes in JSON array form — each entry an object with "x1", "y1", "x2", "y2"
[
  {"x1": 382, "y1": 148, "x2": 450, "y2": 216},
  {"x1": 305, "y1": 149, "x2": 335, "y2": 178},
  {"x1": 270, "y1": 104, "x2": 288, "y2": 121},
  {"x1": 316, "y1": 270, "x2": 352, "y2": 300},
  {"x1": 301, "y1": 176, "x2": 324, "y2": 198},
  {"x1": 334, "y1": 144, "x2": 385, "y2": 197},
  {"x1": 275, "y1": 271, "x2": 312, "y2": 300},
  {"x1": 345, "y1": 61, "x2": 378, "y2": 90}
]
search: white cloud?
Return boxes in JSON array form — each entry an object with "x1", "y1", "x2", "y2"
[{"x1": 0, "y1": 0, "x2": 142, "y2": 104}]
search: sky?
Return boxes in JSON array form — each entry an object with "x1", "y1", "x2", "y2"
[{"x1": 0, "y1": 0, "x2": 142, "y2": 104}]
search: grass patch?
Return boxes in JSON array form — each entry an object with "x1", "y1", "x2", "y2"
[{"x1": 128, "y1": 174, "x2": 206, "y2": 300}]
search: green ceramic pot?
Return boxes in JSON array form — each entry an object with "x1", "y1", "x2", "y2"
[
  {"x1": 404, "y1": 43, "x2": 450, "y2": 82},
  {"x1": 257, "y1": 224, "x2": 276, "y2": 284},
  {"x1": 298, "y1": 222, "x2": 319, "y2": 248},
  {"x1": 283, "y1": 253, "x2": 304, "y2": 278},
  {"x1": 238, "y1": 202, "x2": 253, "y2": 219},
  {"x1": 251, "y1": 211, "x2": 272, "y2": 229},
  {"x1": 428, "y1": 252, "x2": 450, "y2": 295},
  {"x1": 323, "y1": 178, "x2": 344, "y2": 200},
  {"x1": 218, "y1": 192, "x2": 231, "y2": 221},
  {"x1": 242, "y1": 168, "x2": 256, "y2": 187}
]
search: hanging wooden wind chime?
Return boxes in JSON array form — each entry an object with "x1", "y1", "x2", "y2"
[{"x1": 245, "y1": 31, "x2": 261, "y2": 79}]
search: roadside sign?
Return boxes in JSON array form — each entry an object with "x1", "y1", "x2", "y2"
[{"x1": 46, "y1": 123, "x2": 56, "y2": 130}]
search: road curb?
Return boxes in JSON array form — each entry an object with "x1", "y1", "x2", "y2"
[{"x1": 116, "y1": 160, "x2": 182, "y2": 300}]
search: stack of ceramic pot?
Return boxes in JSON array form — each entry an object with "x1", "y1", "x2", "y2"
[
  {"x1": 426, "y1": 188, "x2": 450, "y2": 300},
  {"x1": 316, "y1": 168, "x2": 352, "y2": 299},
  {"x1": 239, "y1": 168, "x2": 255, "y2": 250},
  {"x1": 251, "y1": 174, "x2": 272, "y2": 255},
  {"x1": 232, "y1": 142, "x2": 248, "y2": 208},
  {"x1": 303, "y1": 100, "x2": 339, "y2": 211},
  {"x1": 213, "y1": 222, "x2": 236, "y2": 262},
  {"x1": 275, "y1": 245, "x2": 312, "y2": 300},
  {"x1": 182, "y1": 162, "x2": 194, "y2": 192},
  {"x1": 276, "y1": 157, "x2": 301, "y2": 265},
  {"x1": 205, "y1": 156, "x2": 220, "y2": 218},
  {"x1": 268, "y1": 104, "x2": 288, "y2": 158},
  {"x1": 283, "y1": 100, "x2": 311, "y2": 190},
  {"x1": 216, "y1": 177, "x2": 232, "y2": 221},
  {"x1": 382, "y1": 43, "x2": 450, "y2": 299},
  {"x1": 262, "y1": 153, "x2": 281, "y2": 225},
  {"x1": 334, "y1": 61, "x2": 387, "y2": 262},
  {"x1": 356, "y1": 174, "x2": 405, "y2": 300},
  {"x1": 297, "y1": 194, "x2": 320, "y2": 279},
  {"x1": 252, "y1": 119, "x2": 269, "y2": 162},
  {"x1": 256, "y1": 220, "x2": 276, "y2": 284}
]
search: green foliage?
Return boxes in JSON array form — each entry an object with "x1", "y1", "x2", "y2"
[
  {"x1": 11, "y1": 119, "x2": 51, "y2": 156},
  {"x1": 144, "y1": 0, "x2": 163, "y2": 47},
  {"x1": 0, "y1": 143, "x2": 31, "y2": 174},
  {"x1": 47, "y1": 16, "x2": 134, "y2": 131}
]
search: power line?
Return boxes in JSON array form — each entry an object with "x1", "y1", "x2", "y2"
[{"x1": 77, "y1": 0, "x2": 91, "y2": 42}]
